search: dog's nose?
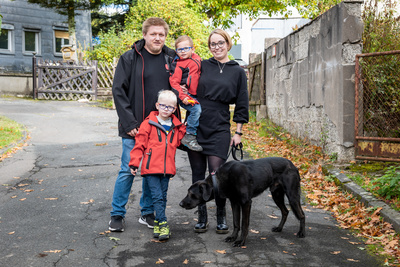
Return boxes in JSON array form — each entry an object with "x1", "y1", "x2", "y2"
[{"x1": 179, "y1": 201, "x2": 183, "y2": 207}]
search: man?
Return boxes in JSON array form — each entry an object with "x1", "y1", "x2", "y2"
[{"x1": 109, "y1": 17, "x2": 177, "y2": 232}]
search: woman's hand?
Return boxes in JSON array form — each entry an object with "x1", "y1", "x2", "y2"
[
  {"x1": 180, "y1": 85, "x2": 188, "y2": 94},
  {"x1": 230, "y1": 134, "x2": 241, "y2": 147}
]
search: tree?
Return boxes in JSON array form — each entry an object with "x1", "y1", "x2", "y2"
[
  {"x1": 190, "y1": 0, "x2": 343, "y2": 29},
  {"x1": 91, "y1": 0, "x2": 137, "y2": 37},
  {"x1": 88, "y1": 0, "x2": 211, "y2": 62}
]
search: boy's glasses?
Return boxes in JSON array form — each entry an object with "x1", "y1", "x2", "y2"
[
  {"x1": 158, "y1": 103, "x2": 175, "y2": 112},
  {"x1": 210, "y1": 40, "x2": 225, "y2": 49},
  {"x1": 176, "y1": 47, "x2": 192, "y2": 53}
]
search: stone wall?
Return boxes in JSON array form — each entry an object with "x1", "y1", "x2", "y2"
[{"x1": 264, "y1": 1, "x2": 363, "y2": 160}]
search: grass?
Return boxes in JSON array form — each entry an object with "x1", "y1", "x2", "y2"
[{"x1": 0, "y1": 115, "x2": 24, "y2": 152}]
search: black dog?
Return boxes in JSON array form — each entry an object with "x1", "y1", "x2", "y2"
[{"x1": 179, "y1": 157, "x2": 305, "y2": 246}]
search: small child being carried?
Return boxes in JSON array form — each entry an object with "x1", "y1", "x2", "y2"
[{"x1": 169, "y1": 35, "x2": 202, "y2": 152}]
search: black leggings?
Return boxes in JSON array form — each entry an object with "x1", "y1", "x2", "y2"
[{"x1": 187, "y1": 150, "x2": 226, "y2": 207}]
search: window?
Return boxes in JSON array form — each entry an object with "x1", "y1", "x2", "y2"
[
  {"x1": 0, "y1": 24, "x2": 14, "y2": 53},
  {"x1": 54, "y1": 30, "x2": 70, "y2": 55},
  {"x1": 23, "y1": 29, "x2": 40, "y2": 55}
]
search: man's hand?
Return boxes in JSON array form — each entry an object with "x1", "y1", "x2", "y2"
[{"x1": 127, "y1": 128, "x2": 138, "y2": 137}]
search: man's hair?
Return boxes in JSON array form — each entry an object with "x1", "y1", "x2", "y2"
[
  {"x1": 157, "y1": 90, "x2": 177, "y2": 105},
  {"x1": 175, "y1": 35, "x2": 193, "y2": 49},
  {"x1": 142, "y1": 17, "x2": 169, "y2": 35},
  {"x1": 208, "y1": 29, "x2": 232, "y2": 51}
]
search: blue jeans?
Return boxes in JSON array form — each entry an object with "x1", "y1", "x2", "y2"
[
  {"x1": 145, "y1": 175, "x2": 170, "y2": 223},
  {"x1": 180, "y1": 95, "x2": 201, "y2": 135},
  {"x1": 110, "y1": 138, "x2": 154, "y2": 217}
]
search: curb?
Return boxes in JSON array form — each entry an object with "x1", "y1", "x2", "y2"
[{"x1": 324, "y1": 167, "x2": 400, "y2": 233}]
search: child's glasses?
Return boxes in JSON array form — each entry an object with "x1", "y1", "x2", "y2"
[
  {"x1": 210, "y1": 40, "x2": 225, "y2": 49},
  {"x1": 158, "y1": 103, "x2": 175, "y2": 111},
  {"x1": 176, "y1": 47, "x2": 192, "y2": 53}
]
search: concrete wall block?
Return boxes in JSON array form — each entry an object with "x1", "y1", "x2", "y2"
[{"x1": 342, "y1": 43, "x2": 362, "y2": 64}]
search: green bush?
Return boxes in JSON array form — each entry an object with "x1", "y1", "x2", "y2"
[
  {"x1": 370, "y1": 166, "x2": 400, "y2": 200},
  {"x1": 87, "y1": 0, "x2": 211, "y2": 63}
]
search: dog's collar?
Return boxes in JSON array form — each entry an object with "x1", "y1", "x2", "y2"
[{"x1": 211, "y1": 172, "x2": 219, "y2": 199}]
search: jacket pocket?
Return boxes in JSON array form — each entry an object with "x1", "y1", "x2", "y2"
[{"x1": 145, "y1": 148, "x2": 152, "y2": 169}]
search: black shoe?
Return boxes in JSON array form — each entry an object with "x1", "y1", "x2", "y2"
[
  {"x1": 109, "y1": 215, "x2": 125, "y2": 232},
  {"x1": 216, "y1": 207, "x2": 229, "y2": 234},
  {"x1": 139, "y1": 213, "x2": 155, "y2": 228},
  {"x1": 194, "y1": 204, "x2": 208, "y2": 233}
]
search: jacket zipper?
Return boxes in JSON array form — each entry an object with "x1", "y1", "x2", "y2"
[{"x1": 146, "y1": 148, "x2": 152, "y2": 169}]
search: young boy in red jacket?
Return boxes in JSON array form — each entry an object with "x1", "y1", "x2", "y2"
[
  {"x1": 169, "y1": 35, "x2": 202, "y2": 152},
  {"x1": 129, "y1": 90, "x2": 186, "y2": 241}
]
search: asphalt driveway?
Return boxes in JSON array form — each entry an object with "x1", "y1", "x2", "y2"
[{"x1": 0, "y1": 98, "x2": 384, "y2": 266}]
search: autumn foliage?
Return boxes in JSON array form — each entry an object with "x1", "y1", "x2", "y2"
[{"x1": 234, "y1": 116, "x2": 400, "y2": 265}]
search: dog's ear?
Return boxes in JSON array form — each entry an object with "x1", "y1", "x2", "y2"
[{"x1": 200, "y1": 182, "x2": 213, "y2": 202}]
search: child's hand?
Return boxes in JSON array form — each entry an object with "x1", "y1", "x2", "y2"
[{"x1": 182, "y1": 97, "x2": 190, "y2": 105}]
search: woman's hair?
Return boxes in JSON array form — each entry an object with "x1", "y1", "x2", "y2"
[
  {"x1": 142, "y1": 17, "x2": 169, "y2": 36},
  {"x1": 157, "y1": 90, "x2": 177, "y2": 105},
  {"x1": 208, "y1": 29, "x2": 232, "y2": 51},
  {"x1": 175, "y1": 35, "x2": 194, "y2": 49}
]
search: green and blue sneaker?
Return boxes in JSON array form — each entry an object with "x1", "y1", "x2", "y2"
[
  {"x1": 158, "y1": 221, "x2": 170, "y2": 241},
  {"x1": 153, "y1": 220, "x2": 160, "y2": 238}
]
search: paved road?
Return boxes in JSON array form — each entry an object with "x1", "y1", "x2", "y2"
[{"x1": 0, "y1": 98, "x2": 383, "y2": 266}]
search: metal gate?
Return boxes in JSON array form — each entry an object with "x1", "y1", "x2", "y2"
[
  {"x1": 355, "y1": 50, "x2": 400, "y2": 162},
  {"x1": 33, "y1": 57, "x2": 98, "y2": 101}
]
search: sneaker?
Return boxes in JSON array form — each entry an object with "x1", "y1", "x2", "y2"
[
  {"x1": 138, "y1": 213, "x2": 155, "y2": 229},
  {"x1": 181, "y1": 134, "x2": 203, "y2": 152},
  {"x1": 109, "y1": 215, "x2": 125, "y2": 232},
  {"x1": 153, "y1": 220, "x2": 160, "y2": 238},
  {"x1": 158, "y1": 221, "x2": 170, "y2": 241}
]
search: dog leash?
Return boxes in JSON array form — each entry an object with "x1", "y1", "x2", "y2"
[{"x1": 227, "y1": 143, "x2": 243, "y2": 161}]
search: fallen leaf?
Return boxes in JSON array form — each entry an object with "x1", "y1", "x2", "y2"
[
  {"x1": 268, "y1": 215, "x2": 278, "y2": 219},
  {"x1": 18, "y1": 184, "x2": 29, "y2": 187},
  {"x1": 183, "y1": 259, "x2": 189, "y2": 264},
  {"x1": 215, "y1": 250, "x2": 226, "y2": 254},
  {"x1": 24, "y1": 189, "x2": 34, "y2": 192},
  {"x1": 95, "y1": 142, "x2": 108, "y2": 146},
  {"x1": 331, "y1": 251, "x2": 341, "y2": 255},
  {"x1": 11, "y1": 196, "x2": 17, "y2": 199},
  {"x1": 250, "y1": 229, "x2": 259, "y2": 234},
  {"x1": 109, "y1": 237, "x2": 120, "y2": 241},
  {"x1": 78, "y1": 169, "x2": 83, "y2": 172},
  {"x1": 181, "y1": 221, "x2": 190, "y2": 225},
  {"x1": 241, "y1": 246, "x2": 247, "y2": 249},
  {"x1": 203, "y1": 261, "x2": 212, "y2": 264},
  {"x1": 45, "y1": 198, "x2": 58, "y2": 200},
  {"x1": 156, "y1": 258, "x2": 164, "y2": 264},
  {"x1": 347, "y1": 259, "x2": 360, "y2": 262},
  {"x1": 19, "y1": 198, "x2": 26, "y2": 201},
  {"x1": 260, "y1": 237, "x2": 267, "y2": 240},
  {"x1": 8, "y1": 231, "x2": 15, "y2": 235},
  {"x1": 283, "y1": 251, "x2": 289, "y2": 254},
  {"x1": 43, "y1": 250, "x2": 62, "y2": 253}
]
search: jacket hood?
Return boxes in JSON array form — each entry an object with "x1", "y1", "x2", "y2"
[{"x1": 209, "y1": 57, "x2": 239, "y2": 66}]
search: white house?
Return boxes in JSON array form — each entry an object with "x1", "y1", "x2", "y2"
[{"x1": 228, "y1": 8, "x2": 310, "y2": 63}]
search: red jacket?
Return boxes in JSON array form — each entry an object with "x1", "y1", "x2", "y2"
[
  {"x1": 129, "y1": 111, "x2": 186, "y2": 176},
  {"x1": 169, "y1": 53, "x2": 201, "y2": 101}
]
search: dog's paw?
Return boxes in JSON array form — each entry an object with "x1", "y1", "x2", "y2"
[
  {"x1": 224, "y1": 236, "x2": 237, "y2": 243},
  {"x1": 233, "y1": 240, "x2": 245, "y2": 247},
  {"x1": 297, "y1": 231, "x2": 305, "y2": 238},
  {"x1": 271, "y1": 226, "x2": 282, "y2": 232}
]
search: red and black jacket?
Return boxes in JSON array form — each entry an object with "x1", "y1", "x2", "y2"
[
  {"x1": 169, "y1": 52, "x2": 201, "y2": 101},
  {"x1": 129, "y1": 111, "x2": 186, "y2": 176}
]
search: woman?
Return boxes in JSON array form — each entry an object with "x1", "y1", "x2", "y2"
[{"x1": 187, "y1": 29, "x2": 249, "y2": 234}]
